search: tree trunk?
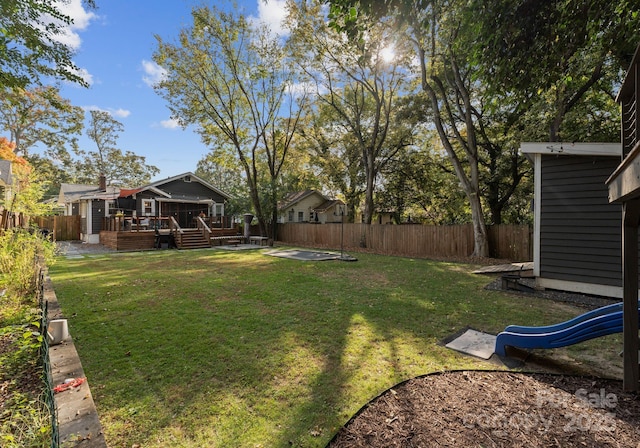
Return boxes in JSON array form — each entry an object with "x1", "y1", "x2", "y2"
[
  {"x1": 360, "y1": 148, "x2": 376, "y2": 224},
  {"x1": 469, "y1": 190, "x2": 490, "y2": 257},
  {"x1": 419, "y1": 48, "x2": 489, "y2": 257}
]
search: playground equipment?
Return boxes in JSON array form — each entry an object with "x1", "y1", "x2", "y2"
[{"x1": 494, "y1": 302, "x2": 631, "y2": 357}]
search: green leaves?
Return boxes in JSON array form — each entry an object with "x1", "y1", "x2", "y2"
[
  {"x1": 81, "y1": 110, "x2": 159, "y2": 187},
  {"x1": 0, "y1": 0, "x2": 95, "y2": 89}
]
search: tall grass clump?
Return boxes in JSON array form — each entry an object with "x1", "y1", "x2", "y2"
[
  {"x1": 0, "y1": 228, "x2": 56, "y2": 304},
  {"x1": 0, "y1": 228, "x2": 56, "y2": 448}
]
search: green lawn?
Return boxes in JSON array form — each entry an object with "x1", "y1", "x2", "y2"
[{"x1": 48, "y1": 248, "x2": 622, "y2": 447}]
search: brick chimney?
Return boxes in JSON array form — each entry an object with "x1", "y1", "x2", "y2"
[{"x1": 99, "y1": 174, "x2": 106, "y2": 191}]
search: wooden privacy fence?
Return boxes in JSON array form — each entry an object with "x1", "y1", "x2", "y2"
[
  {"x1": 277, "y1": 223, "x2": 532, "y2": 261},
  {"x1": 1, "y1": 209, "x2": 28, "y2": 230},
  {"x1": 32, "y1": 215, "x2": 81, "y2": 241}
]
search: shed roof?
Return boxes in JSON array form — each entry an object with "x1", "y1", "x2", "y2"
[{"x1": 520, "y1": 142, "x2": 621, "y2": 157}]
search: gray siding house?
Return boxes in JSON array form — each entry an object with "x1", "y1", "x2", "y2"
[
  {"x1": 59, "y1": 172, "x2": 232, "y2": 243},
  {"x1": 522, "y1": 142, "x2": 636, "y2": 298},
  {"x1": 58, "y1": 181, "x2": 120, "y2": 243},
  {"x1": 120, "y1": 173, "x2": 231, "y2": 228}
]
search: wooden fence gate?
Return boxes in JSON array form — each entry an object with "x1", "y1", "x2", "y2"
[{"x1": 32, "y1": 216, "x2": 81, "y2": 241}]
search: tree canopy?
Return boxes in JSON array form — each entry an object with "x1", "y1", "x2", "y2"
[
  {"x1": 0, "y1": 86, "x2": 84, "y2": 158},
  {"x1": 0, "y1": 0, "x2": 96, "y2": 89},
  {"x1": 76, "y1": 110, "x2": 159, "y2": 187},
  {"x1": 154, "y1": 5, "x2": 310, "y2": 238}
]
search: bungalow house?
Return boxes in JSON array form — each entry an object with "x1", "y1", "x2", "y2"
[
  {"x1": 520, "y1": 142, "x2": 632, "y2": 298},
  {"x1": 115, "y1": 172, "x2": 231, "y2": 228},
  {"x1": 278, "y1": 190, "x2": 344, "y2": 224},
  {"x1": 59, "y1": 172, "x2": 232, "y2": 244},
  {"x1": 58, "y1": 177, "x2": 120, "y2": 244}
]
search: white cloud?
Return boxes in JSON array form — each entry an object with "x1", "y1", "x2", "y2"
[
  {"x1": 69, "y1": 66, "x2": 94, "y2": 86},
  {"x1": 50, "y1": 0, "x2": 98, "y2": 50},
  {"x1": 160, "y1": 118, "x2": 180, "y2": 130},
  {"x1": 141, "y1": 60, "x2": 167, "y2": 88},
  {"x1": 251, "y1": 0, "x2": 289, "y2": 37},
  {"x1": 83, "y1": 105, "x2": 131, "y2": 118},
  {"x1": 110, "y1": 108, "x2": 131, "y2": 118}
]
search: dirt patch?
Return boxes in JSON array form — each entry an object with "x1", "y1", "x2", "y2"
[{"x1": 328, "y1": 370, "x2": 640, "y2": 447}]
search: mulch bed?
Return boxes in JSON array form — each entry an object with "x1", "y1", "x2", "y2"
[{"x1": 328, "y1": 371, "x2": 640, "y2": 447}]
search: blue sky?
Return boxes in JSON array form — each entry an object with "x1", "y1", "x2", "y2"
[{"x1": 48, "y1": 0, "x2": 289, "y2": 182}]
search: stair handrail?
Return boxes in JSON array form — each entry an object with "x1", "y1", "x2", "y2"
[
  {"x1": 196, "y1": 216, "x2": 212, "y2": 240},
  {"x1": 169, "y1": 216, "x2": 184, "y2": 248}
]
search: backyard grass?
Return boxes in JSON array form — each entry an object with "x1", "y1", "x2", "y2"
[{"x1": 48, "y1": 248, "x2": 623, "y2": 447}]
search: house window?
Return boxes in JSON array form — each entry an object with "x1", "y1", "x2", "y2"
[
  {"x1": 310, "y1": 211, "x2": 315, "y2": 222},
  {"x1": 298, "y1": 211, "x2": 304, "y2": 222},
  {"x1": 107, "y1": 200, "x2": 118, "y2": 216},
  {"x1": 288, "y1": 209, "x2": 294, "y2": 222},
  {"x1": 215, "y1": 203, "x2": 223, "y2": 216},
  {"x1": 142, "y1": 199, "x2": 154, "y2": 216},
  {"x1": 183, "y1": 175, "x2": 192, "y2": 183}
]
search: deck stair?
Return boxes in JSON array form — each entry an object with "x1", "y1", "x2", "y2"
[{"x1": 175, "y1": 228, "x2": 211, "y2": 250}]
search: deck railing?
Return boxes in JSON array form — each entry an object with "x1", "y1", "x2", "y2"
[
  {"x1": 101, "y1": 215, "x2": 234, "y2": 232},
  {"x1": 195, "y1": 216, "x2": 212, "y2": 241},
  {"x1": 169, "y1": 216, "x2": 183, "y2": 247}
]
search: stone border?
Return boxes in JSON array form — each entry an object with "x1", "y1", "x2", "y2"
[{"x1": 44, "y1": 275, "x2": 107, "y2": 447}]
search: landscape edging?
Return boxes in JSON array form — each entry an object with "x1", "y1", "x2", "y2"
[{"x1": 45, "y1": 275, "x2": 107, "y2": 447}]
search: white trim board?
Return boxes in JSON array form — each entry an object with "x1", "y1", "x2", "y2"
[
  {"x1": 520, "y1": 142, "x2": 621, "y2": 157},
  {"x1": 536, "y1": 277, "x2": 631, "y2": 300}
]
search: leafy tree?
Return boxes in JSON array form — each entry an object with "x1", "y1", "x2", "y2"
[
  {"x1": 290, "y1": 1, "x2": 416, "y2": 225},
  {"x1": 154, "y1": 6, "x2": 310, "y2": 238},
  {"x1": 377, "y1": 135, "x2": 470, "y2": 225},
  {"x1": 0, "y1": 86, "x2": 84, "y2": 158},
  {"x1": 0, "y1": 0, "x2": 96, "y2": 89},
  {"x1": 0, "y1": 137, "x2": 52, "y2": 216},
  {"x1": 297, "y1": 102, "x2": 365, "y2": 223},
  {"x1": 327, "y1": 0, "x2": 537, "y2": 255},
  {"x1": 464, "y1": 0, "x2": 640, "y2": 141},
  {"x1": 195, "y1": 152, "x2": 250, "y2": 218},
  {"x1": 24, "y1": 153, "x2": 76, "y2": 200},
  {"x1": 76, "y1": 110, "x2": 159, "y2": 187}
]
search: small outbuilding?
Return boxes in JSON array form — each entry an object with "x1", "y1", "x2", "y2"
[{"x1": 521, "y1": 142, "x2": 633, "y2": 298}]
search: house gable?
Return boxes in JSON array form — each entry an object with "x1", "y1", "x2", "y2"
[
  {"x1": 278, "y1": 190, "x2": 329, "y2": 223},
  {"x1": 142, "y1": 172, "x2": 231, "y2": 202}
]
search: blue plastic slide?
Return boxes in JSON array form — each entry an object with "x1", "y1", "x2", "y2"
[{"x1": 494, "y1": 302, "x2": 631, "y2": 357}]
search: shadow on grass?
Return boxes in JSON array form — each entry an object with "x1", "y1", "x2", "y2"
[{"x1": 49, "y1": 250, "x2": 586, "y2": 447}]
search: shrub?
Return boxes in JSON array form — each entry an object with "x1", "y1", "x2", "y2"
[
  {"x1": 0, "y1": 229, "x2": 55, "y2": 302},
  {"x1": 0, "y1": 229, "x2": 56, "y2": 447}
]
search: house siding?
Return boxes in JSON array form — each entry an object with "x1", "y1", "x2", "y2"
[
  {"x1": 280, "y1": 193, "x2": 326, "y2": 223},
  {"x1": 91, "y1": 200, "x2": 105, "y2": 233},
  {"x1": 157, "y1": 178, "x2": 227, "y2": 203},
  {"x1": 539, "y1": 155, "x2": 625, "y2": 287}
]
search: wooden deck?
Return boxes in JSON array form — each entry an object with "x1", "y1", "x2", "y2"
[{"x1": 99, "y1": 230, "x2": 156, "y2": 251}]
